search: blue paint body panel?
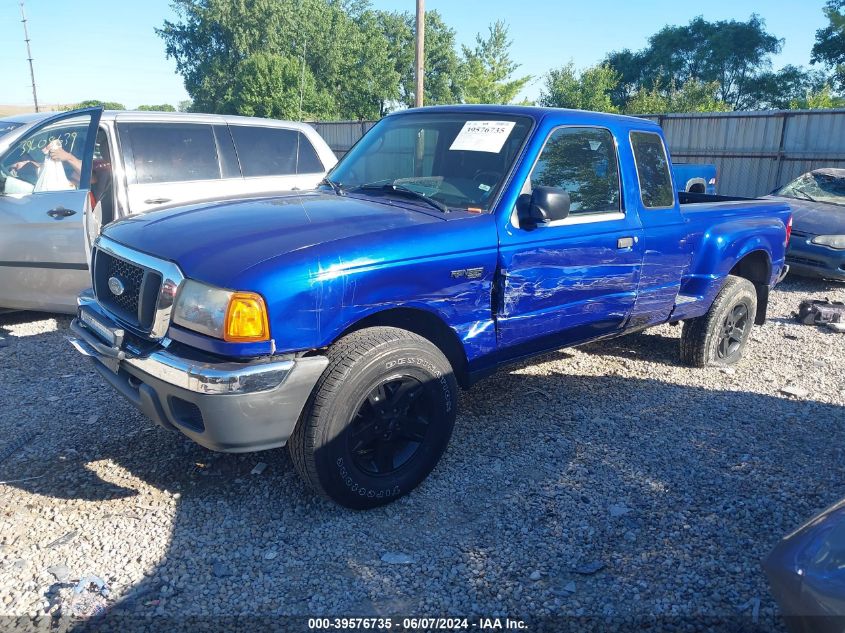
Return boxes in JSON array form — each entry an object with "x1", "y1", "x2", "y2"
[{"x1": 98, "y1": 105, "x2": 792, "y2": 377}]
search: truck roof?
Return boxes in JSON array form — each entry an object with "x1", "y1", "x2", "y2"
[{"x1": 394, "y1": 104, "x2": 661, "y2": 129}]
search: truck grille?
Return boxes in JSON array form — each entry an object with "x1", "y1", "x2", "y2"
[{"x1": 93, "y1": 249, "x2": 163, "y2": 330}]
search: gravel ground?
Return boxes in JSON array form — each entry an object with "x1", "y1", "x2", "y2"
[{"x1": 0, "y1": 275, "x2": 843, "y2": 632}]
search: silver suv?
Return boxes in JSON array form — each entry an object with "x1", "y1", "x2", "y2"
[{"x1": 0, "y1": 107, "x2": 336, "y2": 313}]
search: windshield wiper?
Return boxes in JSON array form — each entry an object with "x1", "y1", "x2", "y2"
[
  {"x1": 319, "y1": 177, "x2": 345, "y2": 196},
  {"x1": 791, "y1": 189, "x2": 817, "y2": 202},
  {"x1": 352, "y1": 182, "x2": 449, "y2": 213}
]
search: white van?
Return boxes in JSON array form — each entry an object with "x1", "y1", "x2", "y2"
[{"x1": 0, "y1": 107, "x2": 336, "y2": 313}]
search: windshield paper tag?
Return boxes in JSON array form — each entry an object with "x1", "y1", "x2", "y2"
[{"x1": 449, "y1": 121, "x2": 516, "y2": 153}]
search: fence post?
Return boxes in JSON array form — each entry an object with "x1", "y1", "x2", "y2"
[{"x1": 773, "y1": 112, "x2": 791, "y2": 190}]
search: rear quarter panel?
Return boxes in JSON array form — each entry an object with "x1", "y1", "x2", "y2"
[{"x1": 672, "y1": 199, "x2": 791, "y2": 320}]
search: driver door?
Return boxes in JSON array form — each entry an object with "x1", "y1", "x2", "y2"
[{"x1": 0, "y1": 108, "x2": 101, "y2": 312}]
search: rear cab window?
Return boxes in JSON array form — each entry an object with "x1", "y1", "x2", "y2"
[
  {"x1": 229, "y1": 126, "x2": 325, "y2": 177},
  {"x1": 630, "y1": 130, "x2": 675, "y2": 209},
  {"x1": 117, "y1": 123, "x2": 221, "y2": 184}
]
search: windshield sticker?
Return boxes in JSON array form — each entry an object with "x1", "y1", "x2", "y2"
[{"x1": 449, "y1": 121, "x2": 515, "y2": 153}]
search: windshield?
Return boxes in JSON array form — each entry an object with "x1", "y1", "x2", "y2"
[
  {"x1": 0, "y1": 121, "x2": 24, "y2": 140},
  {"x1": 776, "y1": 172, "x2": 845, "y2": 208},
  {"x1": 327, "y1": 113, "x2": 533, "y2": 212}
]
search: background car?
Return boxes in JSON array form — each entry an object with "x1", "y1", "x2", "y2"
[
  {"x1": 767, "y1": 168, "x2": 845, "y2": 282},
  {"x1": 0, "y1": 108, "x2": 337, "y2": 313},
  {"x1": 764, "y1": 497, "x2": 845, "y2": 633}
]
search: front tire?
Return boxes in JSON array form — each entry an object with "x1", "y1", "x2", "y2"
[
  {"x1": 288, "y1": 326, "x2": 458, "y2": 509},
  {"x1": 680, "y1": 275, "x2": 757, "y2": 367}
]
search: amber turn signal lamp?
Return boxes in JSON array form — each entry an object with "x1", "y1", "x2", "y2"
[{"x1": 224, "y1": 292, "x2": 270, "y2": 342}]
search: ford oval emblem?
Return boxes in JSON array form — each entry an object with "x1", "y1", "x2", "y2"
[{"x1": 108, "y1": 276, "x2": 125, "y2": 296}]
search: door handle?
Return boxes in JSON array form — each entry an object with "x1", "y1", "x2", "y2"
[
  {"x1": 47, "y1": 207, "x2": 77, "y2": 219},
  {"x1": 144, "y1": 197, "x2": 172, "y2": 205},
  {"x1": 617, "y1": 236, "x2": 636, "y2": 249}
]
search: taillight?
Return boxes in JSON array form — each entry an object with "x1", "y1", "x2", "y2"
[{"x1": 785, "y1": 215, "x2": 793, "y2": 246}]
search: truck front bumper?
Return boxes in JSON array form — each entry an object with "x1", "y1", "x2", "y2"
[{"x1": 68, "y1": 299, "x2": 328, "y2": 453}]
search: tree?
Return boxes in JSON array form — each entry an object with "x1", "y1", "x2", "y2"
[
  {"x1": 378, "y1": 10, "x2": 462, "y2": 109},
  {"x1": 65, "y1": 99, "x2": 126, "y2": 111},
  {"x1": 460, "y1": 21, "x2": 531, "y2": 104},
  {"x1": 136, "y1": 104, "x2": 176, "y2": 111},
  {"x1": 812, "y1": 0, "x2": 845, "y2": 92},
  {"x1": 790, "y1": 84, "x2": 845, "y2": 109},
  {"x1": 625, "y1": 79, "x2": 731, "y2": 114},
  {"x1": 226, "y1": 52, "x2": 332, "y2": 120},
  {"x1": 745, "y1": 65, "x2": 829, "y2": 110},
  {"x1": 538, "y1": 63, "x2": 619, "y2": 113},
  {"x1": 158, "y1": 0, "x2": 399, "y2": 120},
  {"x1": 605, "y1": 15, "x2": 791, "y2": 110},
  {"x1": 177, "y1": 99, "x2": 193, "y2": 112}
]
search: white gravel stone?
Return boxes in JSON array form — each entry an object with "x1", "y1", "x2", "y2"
[{"x1": 0, "y1": 276, "x2": 842, "y2": 630}]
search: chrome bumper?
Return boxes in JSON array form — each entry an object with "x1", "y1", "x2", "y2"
[
  {"x1": 67, "y1": 295, "x2": 328, "y2": 453},
  {"x1": 69, "y1": 318, "x2": 295, "y2": 395}
]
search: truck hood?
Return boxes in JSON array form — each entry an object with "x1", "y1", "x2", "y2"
[{"x1": 102, "y1": 192, "x2": 444, "y2": 285}]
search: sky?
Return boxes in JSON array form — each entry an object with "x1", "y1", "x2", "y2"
[{"x1": 0, "y1": 0, "x2": 831, "y2": 111}]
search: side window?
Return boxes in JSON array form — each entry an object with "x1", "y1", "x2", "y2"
[
  {"x1": 528, "y1": 127, "x2": 621, "y2": 216},
  {"x1": 119, "y1": 123, "x2": 220, "y2": 184},
  {"x1": 297, "y1": 133, "x2": 325, "y2": 174},
  {"x1": 230, "y1": 126, "x2": 304, "y2": 177},
  {"x1": 0, "y1": 114, "x2": 93, "y2": 194},
  {"x1": 630, "y1": 131, "x2": 675, "y2": 208}
]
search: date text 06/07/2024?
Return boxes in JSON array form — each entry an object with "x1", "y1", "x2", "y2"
[{"x1": 307, "y1": 617, "x2": 528, "y2": 630}]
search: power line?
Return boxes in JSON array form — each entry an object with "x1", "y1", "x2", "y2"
[{"x1": 19, "y1": 1, "x2": 39, "y2": 112}]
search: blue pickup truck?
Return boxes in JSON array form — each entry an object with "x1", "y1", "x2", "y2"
[
  {"x1": 69, "y1": 106, "x2": 792, "y2": 508},
  {"x1": 672, "y1": 162, "x2": 718, "y2": 195}
]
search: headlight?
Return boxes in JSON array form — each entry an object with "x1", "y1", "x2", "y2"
[
  {"x1": 811, "y1": 235, "x2": 845, "y2": 250},
  {"x1": 173, "y1": 279, "x2": 269, "y2": 342}
]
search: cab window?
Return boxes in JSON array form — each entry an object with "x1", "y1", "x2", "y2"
[
  {"x1": 630, "y1": 131, "x2": 675, "y2": 208},
  {"x1": 528, "y1": 127, "x2": 621, "y2": 216}
]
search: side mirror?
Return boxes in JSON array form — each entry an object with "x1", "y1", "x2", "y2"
[{"x1": 519, "y1": 186, "x2": 570, "y2": 226}]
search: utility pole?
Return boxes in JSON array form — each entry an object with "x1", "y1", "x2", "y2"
[
  {"x1": 20, "y1": 1, "x2": 39, "y2": 112},
  {"x1": 299, "y1": 38, "x2": 307, "y2": 121},
  {"x1": 414, "y1": 0, "x2": 424, "y2": 107}
]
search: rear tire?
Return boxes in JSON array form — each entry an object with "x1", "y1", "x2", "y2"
[
  {"x1": 680, "y1": 275, "x2": 757, "y2": 367},
  {"x1": 288, "y1": 326, "x2": 458, "y2": 509}
]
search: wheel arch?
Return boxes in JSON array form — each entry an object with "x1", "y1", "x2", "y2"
[
  {"x1": 335, "y1": 307, "x2": 471, "y2": 388},
  {"x1": 729, "y1": 249, "x2": 772, "y2": 325}
]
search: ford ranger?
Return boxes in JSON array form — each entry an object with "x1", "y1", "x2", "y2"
[{"x1": 68, "y1": 106, "x2": 792, "y2": 509}]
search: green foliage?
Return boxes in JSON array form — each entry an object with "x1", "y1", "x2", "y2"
[
  {"x1": 136, "y1": 104, "x2": 176, "y2": 111},
  {"x1": 158, "y1": 0, "x2": 399, "y2": 120},
  {"x1": 812, "y1": 0, "x2": 845, "y2": 91},
  {"x1": 538, "y1": 63, "x2": 619, "y2": 113},
  {"x1": 460, "y1": 21, "x2": 531, "y2": 104},
  {"x1": 789, "y1": 84, "x2": 845, "y2": 109},
  {"x1": 603, "y1": 15, "x2": 819, "y2": 111},
  {"x1": 378, "y1": 10, "x2": 462, "y2": 108},
  {"x1": 625, "y1": 80, "x2": 731, "y2": 114},
  {"x1": 65, "y1": 100, "x2": 126, "y2": 111},
  {"x1": 177, "y1": 99, "x2": 193, "y2": 112},
  {"x1": 229, "y1": 52, "x2": 333, "y2": 120}
]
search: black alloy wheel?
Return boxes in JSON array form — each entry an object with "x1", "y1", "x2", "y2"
[{"x1": 348, "y1": 376, "x2": 433, "y2": 476}]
